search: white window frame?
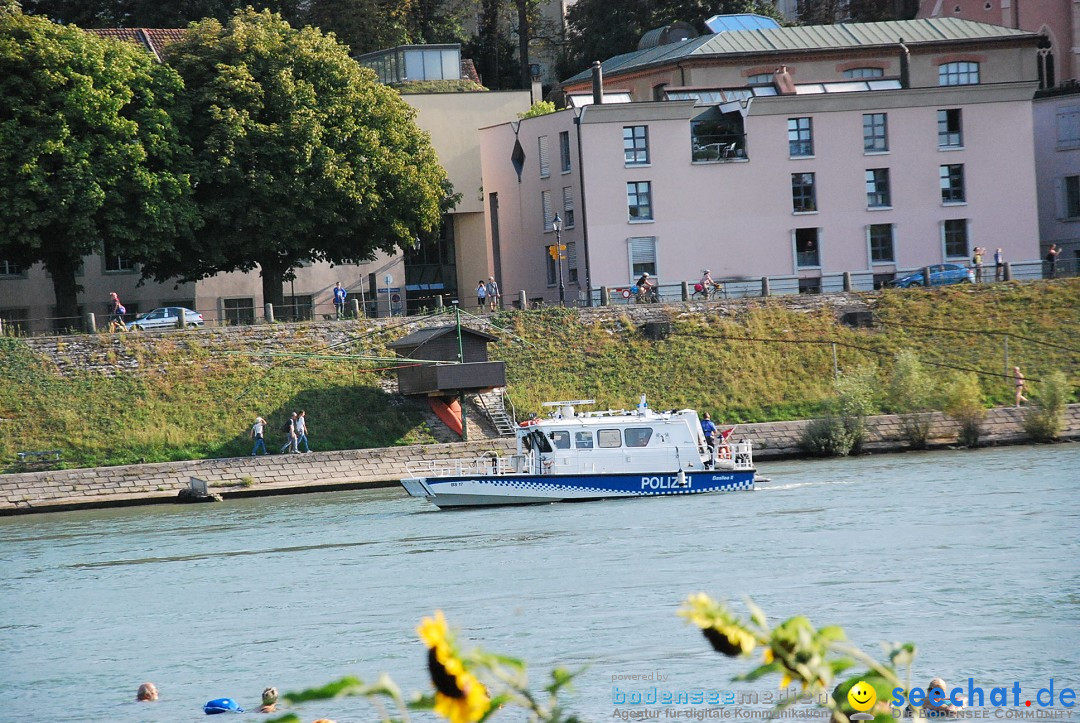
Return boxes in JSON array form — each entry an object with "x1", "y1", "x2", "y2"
[
  {"x1": 538, "y1": 135, "x2": 550, "y2": 178},
  {"x1": 628, "y1": 236, "x2": 657, "y2": 279}
]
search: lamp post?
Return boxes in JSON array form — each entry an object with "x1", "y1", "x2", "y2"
[{"x1": 553, "y1": 213, "x2": 565, "y2": 305}]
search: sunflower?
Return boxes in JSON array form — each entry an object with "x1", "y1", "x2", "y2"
[{"x1": 418, "y1": 611, "x2": 492, "y2": 723}]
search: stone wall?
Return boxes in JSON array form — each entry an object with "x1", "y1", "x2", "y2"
[{"x1": 3, "y1": 403, "x2": 1076, "y2": 515}]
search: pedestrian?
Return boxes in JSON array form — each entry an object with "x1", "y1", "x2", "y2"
[
  {"x1": 994, "y1": 247, "x2": 1004, "y2": 281},
  {"x1": 250, "y1": 416, "x2": 267, "y2": 455},
  {"x1": 1013, "y1": 366, "x2": 1028, "y2": 407},
  {"x1": 333, "y1": 282, "x2": 347, "y2": 320},
  {"x1": 486, "y1": 275, "x2": 500, "y2": 312},
  {"x1": 136, "y1": 682, "x2": 158, "y2": 702},
  {"x1": 280, "y1": 412, "x2": 298, "y2": 454},
  {"x1": 972, "y1": 247, "x2": 983, "y2": 283},
  {"x1": 1045, "y1": 244, "x2": 1059, "y2": 278},
  {"x1": 295, "y1": 410, "x2": 310, "y2": 453},
  {"x1": 476, "y1": 280, "x2": 487, "y2": 312},
  {"x1": 108, "y1": 292, "x2": 127, "y2": 332}
]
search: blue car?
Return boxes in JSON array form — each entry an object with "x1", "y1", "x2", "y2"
[{"x1": 892, "y1": 263, "x2": 975, "y2": 288}]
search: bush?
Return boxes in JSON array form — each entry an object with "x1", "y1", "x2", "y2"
[
  {"x1": 1022, "y1": 370, "x2": 1071, "y2": 441},
  {"x1": 799, "y1": 415, "x2": 861, "y2": 457},
  {"x1": 887, "y1": 351, "x2": 934, "y2": 448},
  {"x1": 943, "y1": 372, "x2": 985, "y2": 447}
]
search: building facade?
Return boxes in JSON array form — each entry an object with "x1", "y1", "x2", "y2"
[{"x1": 475, "y1": 18, "x2": 1043, "y2": 303}]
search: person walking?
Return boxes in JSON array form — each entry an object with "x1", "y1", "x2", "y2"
[
  {"x1": 994, "y1": 248, "x2": 1004, "y2": 282},
  {"x1": 279, "y1": 412, "x2": 298, "y2": 454},
  {"x1": 332, "y1": 282, "x2": 347, "y2": 319},
  {"x1": 476, "y1": 280, "x2": 487, "y2": 312},
  {"x1": 1045, "y1": 244, "x2": 1059, "y2": 279},
  {"x1": 1013, "y1": 366, "x2": 1028, "y2": 407},
  {"x1": 486, "y1": 276, "x2": 500, "y2": 312},
  {"x1": 250, "y1": 416, "x2": 267, "y2": 455},
  {"x1": 295, "y1": 410, "x2": 310, "y2": 453}
]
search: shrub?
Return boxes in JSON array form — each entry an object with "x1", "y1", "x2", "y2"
[
  {"x1": 943, "y1": 372, "x2": 985, "y2": 447},
  {"x1": 1022, "y1": 371, "x2": 1071, "y2": 442},
  {"x1": 887, "y1": 351, "x2": 934, "y2": 448},
  {"x1": 799, "y1": 415, "x2": 861, "y2": 457}
]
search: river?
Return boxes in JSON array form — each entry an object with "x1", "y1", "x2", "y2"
[{"x1": 1, "y1": 445, "x2": 1077, "y2": 722}]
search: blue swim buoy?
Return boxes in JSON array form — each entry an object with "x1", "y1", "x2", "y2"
[{"x1": 204, "y1": 697, "x2": 244, "y2": 714}]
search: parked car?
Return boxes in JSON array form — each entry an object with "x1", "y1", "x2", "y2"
[
  {"x1": 891, "y1": 263, "x2": 974, "y2": 288},
  {"x1": 126, "y1": 307, "x2": 204, "y2": 331}
]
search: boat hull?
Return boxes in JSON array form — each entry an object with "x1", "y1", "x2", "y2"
[{"x1": 401, "y1": 470, "x2": 755, "y2": 509}]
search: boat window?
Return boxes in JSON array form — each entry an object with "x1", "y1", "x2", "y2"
[
  {"x1": 597, "y1": 429, "x2": 622, "y2": 448},
  {"x1": 624, "y1": 427, "x2": 653, "y2": 447},
  {"x1": 550, "y1": 430, "x2": 571, "y2": 449},
  {"x1": 575, "y1": 431, "x2": 593, "y2": 449}
]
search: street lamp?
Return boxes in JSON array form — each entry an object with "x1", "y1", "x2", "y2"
[{"x1": 552, "y1": 213, "x2": 565, "y2": 305}]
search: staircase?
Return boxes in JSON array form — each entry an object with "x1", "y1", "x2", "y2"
[{"x1": 474, "y1": 390, "x2": 518, "y2": 437}]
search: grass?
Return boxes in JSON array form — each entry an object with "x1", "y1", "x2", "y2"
[{"x1": 0, "y1": 279, "x2": 1076, "y2": 471}]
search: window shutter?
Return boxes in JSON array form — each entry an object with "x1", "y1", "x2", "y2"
[
  {"x1": 538, "y1": 136, "x2": 550, "y2": 177},
  {"x1": 542, "y1": 190, "x2": 553, "y2": 231}
]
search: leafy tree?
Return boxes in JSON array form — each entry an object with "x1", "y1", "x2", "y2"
[
  {"x1": 146, "y1": 9, "x2": 452, "y2": 308},
  {"x1": 560, "y1": 0, "x2": 784, "y2": 80},
  {"x1": 0, "y1": 12, "x2": 195, "y2": 326}
]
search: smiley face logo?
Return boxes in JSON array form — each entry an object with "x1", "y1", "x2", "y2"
[{"x1": 848, "y1": 681, "x2": 877, "y2": 712}]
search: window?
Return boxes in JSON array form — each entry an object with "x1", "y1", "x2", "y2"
[
  {"x1": 788, "y1": 117, "x2": 813, "y2": 157},
  {"x1": 629, "y1": 237, "x2": 657, "y2": 277},
  {"x1": 869, "y1": 223, "x2": 895, "y2": 262},
  {"x1": 597, "y1": 429, "x2": 622, "y2": 448},
  {"x1": 103, "y1": 241, "x2": 134, "y2": 273},
  {"x1": 627, "y1": 181, "x2": 652, "y2": 220},
  {"x1": 938, "y1": 61, "x2": 979, "y2": 86},
  {"x1": 791, "y1": 172, "x2": 817, "y2": 213},
  {"x1": 575, "y1": 431, "x2": 593, "y2": 449},
  {"x1": 943, "y1": 219, "x2": 968, "y2": 258},
  {"x1": 747, "y1": 73, "x2": 773, "y2": 85},
  {"x1": 550, "y1": 430, "x2": 571, "y2": 449},
  {"x1": 940, "y1": 164, "x2": 965, "y2": 203},
  {"x1": 844, "y1": 67, "x2": 884, "y2": 79},
  {"x1": 545, "y1": 246, "x2": 557, "y2": 286},
  {"x1": 559, "y1": 131, "x2": 571, "y2": 173},
  {"x1": 566, "y1": 241, "x2": 578, "y2": 283},
  {"x1": 795, "y1": 228, "x2": 820, "y2": 267},
  {"x1": 538, "y1": 135, "x2": 550, "y2": 177},
  {"x1": 1058, "y1": 107, "x2": 1080, "y2": 149},
  {"x1": 863, "y1": 113, "x2": 888, "y2": 152},
  {"x1": 541, "y1": 189, "x2": 554, "y2": 231},
  {"x1": 938, "y1": 109, "x2": 963, "y2": 148},
  {"x1": 562, "y1": 186, "x2": 575, "y2": 228},
  {"x1": 623, "y1": 126, "x2": 649, "y2": 165},
  {"x1": 223, "y1": 297, "x2": 255, "y2": 326},
  {"x1": 1064, "y1": 175, "x2": 1080, "y2": 219},
  {"x1": 0, "y1": 260, "x2": 26, "y2": 277},
  {"x1": 624, "y1": 428, "x2": 653, "y2": 447},
  {"x1": 866, "y1": 169, "x2": 891, "y2": 208}
]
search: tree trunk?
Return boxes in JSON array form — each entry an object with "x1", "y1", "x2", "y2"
[
  {"x1": 43, "y1": 251, "x2": 83, "y2": 332},
  {"x1": 260, "y1": 260, "x2": 286, "y2": 310}
]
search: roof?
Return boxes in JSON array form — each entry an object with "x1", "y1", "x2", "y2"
[
  {"x1": 85, "y1": 28, "x2": 187, "y2": 62},
  {"x1": 563, "y1": 18, "x2": 1037, "y2": 85},
  {"x1": 387, "y1": 325, "x2": 499, "y2": 350}
]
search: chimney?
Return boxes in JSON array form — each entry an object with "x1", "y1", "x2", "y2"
[
  {"x1": 899, "y1": 38, "x2": 910, "y2": 88},
  {"x1": 773, "y1": 65, "x2": 796, "y2": 95},
  {"x1": 591, "y1": 61, "x2": 603, "y2": 105}
]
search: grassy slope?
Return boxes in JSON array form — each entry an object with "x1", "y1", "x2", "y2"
[{"x1": 1, "y1": 280, "x2": 1076, "y2": 471}]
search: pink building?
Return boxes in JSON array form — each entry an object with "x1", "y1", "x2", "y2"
[{"x1": 479, "y1": 18, "x2": 1044, "y2": 302}]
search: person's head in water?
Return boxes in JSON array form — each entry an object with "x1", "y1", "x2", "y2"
[{"x1": 137, "y1": 682, "x2": 158, "y2": 702}]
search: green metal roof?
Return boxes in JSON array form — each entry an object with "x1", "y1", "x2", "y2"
[{"x1": 563, "y1": 18, "x2": 1036, "y2": 85}]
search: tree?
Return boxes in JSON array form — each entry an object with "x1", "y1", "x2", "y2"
[
  {"x1": 560, "y1": 0, "x2": 784, "y2": 80},
  {"x1": 0, "y1": 12, "x2": 195, "y2": 326},
  {"x1": 146, "y1": 9, "x2": 452, "y2": 308}
]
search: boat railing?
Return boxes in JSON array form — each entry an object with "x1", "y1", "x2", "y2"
[{"x1": 406, "y1": 454, "x2": 521, "y2": 478}]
